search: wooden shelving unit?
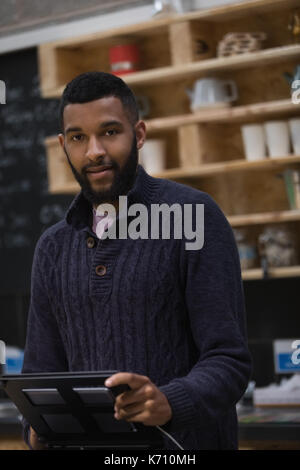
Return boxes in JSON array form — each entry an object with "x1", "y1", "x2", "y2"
[
  {"x1": 46, "y1": 134, "x2": 300, "y2": 183},
  {"x1": 38, "y1": 0, "x2": 300, "y2": 97},
  {"x1": 155, "y1": 155, "x2": 300, "y2": 178},
  {"x1": 228, "y1": 209, "x2": 300, "y2": 227},
  {"x1": 125, "y1": 45, "x2": 300, "y2": 87},
  {"x1": 146, "y1": 99, "x2": 300, "y2": 132},
  {"x1": 40, "y1": 45, "x2": 300, "y2": 97},
  {"x1": 40, "y1": 0, "x2": 300, "y2": 279}
]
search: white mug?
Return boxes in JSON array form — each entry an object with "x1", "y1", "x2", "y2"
[
  {"x1": 139, "y1": 139, "x2": 166, "y2": 174},
  {"x1": 264, "y1": 121, "x2": 291, "y2": 158},
  {"x1": 241, "y1": 124, "x2": 267, "y2": 161},
  {"x1": 288, "y1": 118, "x2": 300, "y2": 155}
]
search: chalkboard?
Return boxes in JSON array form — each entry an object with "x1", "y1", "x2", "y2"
[{"x1": 0, "y1": 48, "x2": 74, "y2": 293}]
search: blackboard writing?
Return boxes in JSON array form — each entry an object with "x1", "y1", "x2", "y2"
[{"x1": 0, "y1": 48, "x2": 74, "y2": 292}]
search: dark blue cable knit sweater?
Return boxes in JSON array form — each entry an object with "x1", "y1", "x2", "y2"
[{"x1": 22, "y1": 164, "x2": 252, "y2": 449}]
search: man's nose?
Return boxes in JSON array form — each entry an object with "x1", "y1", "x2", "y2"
[{"x1": 85, "y1": 135, "x2": 106, "y2": 161}]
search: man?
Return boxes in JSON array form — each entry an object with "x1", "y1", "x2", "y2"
[{"x1": 22, "y1": 71, "x2": 252, "y2": 450}]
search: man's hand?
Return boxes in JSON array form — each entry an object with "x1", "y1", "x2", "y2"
[
  {"x1": 29, "y1": 426, "x2": 47, "y2": 450},
  {"x1": 105, "y1": 372, "x2": 172, "y2": 427}
]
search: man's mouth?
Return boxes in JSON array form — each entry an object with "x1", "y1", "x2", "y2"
[
  {"x1": 86, "y1": 165, "x2": 114, "y2": 173},
  {"x1": 85, "y1": 165, "x2": 114, "y2": 181}
]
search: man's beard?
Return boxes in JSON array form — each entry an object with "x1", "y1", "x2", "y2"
[{"x1": 64, "y1": 135, "x2": 138, "y2": 206}]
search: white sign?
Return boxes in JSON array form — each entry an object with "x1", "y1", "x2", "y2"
[
  {"x1": 273, "y1": 339, "x2": 300, "y2": 373},
  {"x1": 0, "y1": 340, "x2": 5, "y2": 364},
  {"x1": 0, "y1": 80, "x2": 6, "y2": 104}
]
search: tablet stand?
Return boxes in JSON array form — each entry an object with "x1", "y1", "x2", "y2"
[{"x1": 1, "y1": 371, "x2": 163, "y2": 450}]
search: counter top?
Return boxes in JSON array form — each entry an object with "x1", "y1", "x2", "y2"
[
  {"x1": 238, "y1": 405, "x2": 300, "y2": 448},
  {"x1": 1, "y1": 400, "x2": 300, "y2": 448}
]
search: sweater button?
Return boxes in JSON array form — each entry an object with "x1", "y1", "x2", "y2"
[
  {"x1": 95, "y1": 265, "x2": 106, "y2": 276},
  {"x1": 86, "y1": 237, "x2": 95, "y2": 248}
]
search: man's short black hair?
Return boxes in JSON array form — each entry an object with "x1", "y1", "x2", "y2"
[{"x1": 58, "y1": 71, "x2": 139, "y2": 132}]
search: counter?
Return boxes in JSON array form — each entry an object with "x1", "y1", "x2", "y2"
[
  {"x1": 1, "y1": 400, "x2": 300, "y2": 450},
  {"x1": 238, "y1": 405, "x2": 300, "y2": 450}
]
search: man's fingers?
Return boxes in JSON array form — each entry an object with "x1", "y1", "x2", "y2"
[
  {"x1": 115, "y1": 383, "x2": 154, "y2": 408},
  {"x1": 115, "y1": 399, "x2": 156, "y2": 423},
  {"x1": 104, "y1": 372, "x2": 172, "y2": 427},
  {"x1": 126, "y1": 409, "x2": 157, "y2": 426},
  {"x1": 115, "y1": 402, "x2": 145, "y2": 420},
  {"x1": 105, "y1": 372, "x2": 150, "y2": 390}
]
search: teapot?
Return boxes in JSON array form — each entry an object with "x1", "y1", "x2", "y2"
[
  {"x1": 186, "y1": 77, "x2": 238, "y2": 112},
  {"x1": 283, "y1": 65, "x2": 300, "y2": 90}
]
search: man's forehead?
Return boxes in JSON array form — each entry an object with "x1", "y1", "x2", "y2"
[{"x1": 63, "y1": 96, "x2": 127, "y2": 121}]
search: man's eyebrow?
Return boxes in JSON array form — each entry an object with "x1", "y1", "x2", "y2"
[
  {"x1": 99, "y1": 120, "x2": 123, "y2": 128},
  {"x1": 65, "y1": 126, "x2": 82, "y2": 134},
  {"x1": 65, "y1": 121, "x2": 123, "y2": 134}
]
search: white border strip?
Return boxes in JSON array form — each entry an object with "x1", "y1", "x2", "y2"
[
  {"x1": 0, "y1": 340, "x2": 5, "y2": 365},
  {"x1": 0, "y1": 5, "x2": 154, "y2": 55}
]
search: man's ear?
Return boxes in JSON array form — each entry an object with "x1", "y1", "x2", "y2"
[
  {"x1": 58, "y1": 133, "x2": 65, "y2": 149},
  {"x1": 135, "y1": 120, "x2": 146, "y2": 150}
]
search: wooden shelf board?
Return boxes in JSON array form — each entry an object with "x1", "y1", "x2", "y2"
[
  {"x1": 174, "y1": 0, "x2": 300, "y2": 22},
  {"x1": 43, "y1": 86, "x2": 65, "y2": 99},
  {"x1": 43, "y1": 0, "x2": 299, "y2": 50},
  {"x1": 228, "y1": 209, "x2": 300, "y2": 227},
  {"x1": 242, "y1": 265, "x2": 300, "y2": 280},
  {"x1": 45, "y1": 138, "x2": 300, "y2": 181},
  {"x1": 45, "y1": 136, "x2": 59, "y2": 146},
  {"x1": 146, "y1": 99, "x2": 300, "y2": 132},
  {"x1": 46, "y1": 137, "x2": 300, "y2": 187},
  {"x1": 49, "y1": 182, "x2": 80, "y2": 194},
  {"x1": 125, "y1": 45, "x2": 300, "y2": 87},
  {"x1": 41, "y1": 44, "x2": 300, "y2": 98},
  {"x1": 153, "y1": 155, "x2": 300, "y2": 178}
]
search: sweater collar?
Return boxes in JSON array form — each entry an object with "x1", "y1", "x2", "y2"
[{"x1": 65, "y1": 164, "x2": 163, "y2": 231}]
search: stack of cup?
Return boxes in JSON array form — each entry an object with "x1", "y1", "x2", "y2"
[
  {"x1": 241, "y1": 118, "x2": 300, "y2": 161},
  {"x1": 288, "y1": 118, "x2": 300, "y2": 155},
  {"x1": 263, "y1": 121, "x2": 291, "y2": 158},
  {"x1": 139, "y1": 139, "x2": 166, "y2": 175},
  {"x1": 241, "y1": 124, "x2": 266, "y2": 161}
]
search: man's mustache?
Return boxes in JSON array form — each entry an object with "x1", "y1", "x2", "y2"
[
  {"x1": 63, "y1": 146, "x2": 118, "y2": 175},
  {"x1": 83, "y1": 161, "x2": 118, "y2": 174}
]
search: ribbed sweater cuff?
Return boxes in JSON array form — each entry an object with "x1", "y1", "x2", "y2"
[{"x1": 159, "y1": 381, "x2": 197, "y2": 432}]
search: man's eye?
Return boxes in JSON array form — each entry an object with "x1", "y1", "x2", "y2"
[
  {"x1": 105, "y1": 129, "x2": 118, "y2": 136},
  {"x1": 71, "y1": 134, "x2": 84, "y2": 142}
]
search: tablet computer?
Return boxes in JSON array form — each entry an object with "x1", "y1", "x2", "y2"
[{"x1": 1, "y1": 371, "x2": 162, "y2": 449}]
